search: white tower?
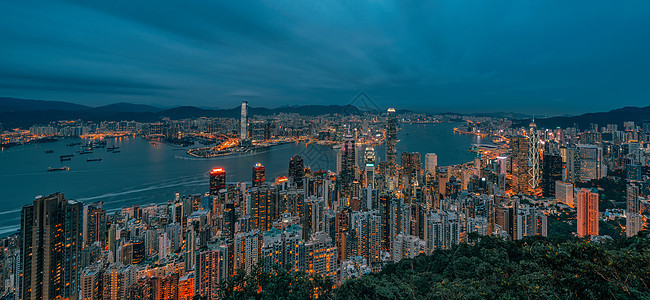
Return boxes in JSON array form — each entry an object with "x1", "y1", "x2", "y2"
[
  {"x1": 528, "y1": 120, "x2": 540, "y2": 189},
  {"x1": 240, "y1": 101, "x2": 248, "y2": 140}
]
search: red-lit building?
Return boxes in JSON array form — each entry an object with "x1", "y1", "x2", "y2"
[
  {"x1": 252, "y1": 163, "x2": 265, "y2": 187},
  {"x1": 178, "y1": 272, "x2": 194, "y2": 300},
  {"x1": 209, "y1": 168, "x2": 226, "y2": 195}
]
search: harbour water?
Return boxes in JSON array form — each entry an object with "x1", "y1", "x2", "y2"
[{"x1": 0, "y1": 122, "x2": 478, "y2": 234}]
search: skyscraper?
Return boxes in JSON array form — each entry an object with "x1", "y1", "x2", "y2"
[
  {"x1": 209, "y1": 168, "x2": 226, "y2": 196},
  {"x1": 424, "y1": 153, "x2": 437, "y2": 175},
  {"x1": 240, "y1": 101, "x2": 248, "y2": 141},
  {"x1": 510, "y1": 136, "x2": 529, "y2": 194},
  {"x1": 528, "y1": 121, "x2": 540, "y2": 190},
  {"x1": 21, "y1": 193, "x2": 83, "y2": 300},
  {"x1": 386, "y1": 108, "x2": 397, "y2": 169},
  {"x1": 252, "y1": 163, "x2": 265, "y2": 187},
  {"x1": 541, "y1": 154, "x2": 563, "y2": 197},
  {"x1": 400, "y1": 152, "x2": 421, "y2": 178},
  {"x1": 289, "y1": 154, "x2": 304, "y2": 187},
  {"x1": 576, "y1": 188, "x2": 599, "y2": 237},
  {"x1": 626, "y1": 184, "x2": 643, "y2": 237},
  {"x1": 340, "y1": 132, "x2": 356, "y2": 199}
]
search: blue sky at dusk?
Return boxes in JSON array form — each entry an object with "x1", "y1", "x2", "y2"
[{"x1": 1, "y1": 0, "x2": 649, "y2": 115}]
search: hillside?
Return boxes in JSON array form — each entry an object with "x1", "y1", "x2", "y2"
[
  {"x1": 518, "y1": 106, "x2": 650, "y2": 129},
  {"x1": 0, "y1": 98, "x2": 365, "y2": 128},
  {"x1": 333, "y1": 233, "x2": 650, "y2": 299}
]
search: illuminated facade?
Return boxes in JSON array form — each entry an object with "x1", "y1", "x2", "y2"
[
  {"x1": 252, "y1": 163, "x2": 265, "y2": 187},
  {"x1": 20, "y1": 193, "x2": 83, "y2": 300},
  {"x1": 576, "y1": 188, "x2": 599, "y2": 237},
  {"x1": 528, "y1": 121, "x2": 540, "y2": 190},
  {"x1": 304, "y1": 232, "x2": 338, "y2": 278},
  {"x1": 209, "y1": 168, "x2": 226, "y2": 196},
  {"x1": 386, "y1": 108, "x2": 398, "y2": 169}
]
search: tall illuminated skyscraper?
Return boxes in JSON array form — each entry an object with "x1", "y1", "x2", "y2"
[
  {"x1": 240, "y1": 101, "x2": 248, "y2": 140},
  {"x1": 576, "y1": 188, "x2": 599, "y2": 237},
  {"x1": 386, "y1": 108, "x2": 397, "y2": 168},
  {"x1": 528, "y1": 121, "x2": 540, "y2": 190},
  {"x1": 252, "y1": 163, "x2": 265, "y2": 187},
  {"x1": 21, "y1": 193, "x2": 83, "y2": 300},
  {"x1": 209, "y1": 168, "x2": 226, "y2": 195},
  {"x1": 288, "y1": 154, "x2": 304, "y2": 187},
  {"x1": 341, "y1": 133, "x2": 356, "y2": 199},
  {"x1": 510, "y1": 136, "x2": 529, "y2": 194}
]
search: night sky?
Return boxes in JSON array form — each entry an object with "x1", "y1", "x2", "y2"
[{"x1": 1, "y1": 1, "x2": 649, "y2": 115}]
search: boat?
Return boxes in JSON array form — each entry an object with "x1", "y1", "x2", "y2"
[
  {"x1": 60, "y1": 157, "x2": 72, "y2": 161},
  {"x1": 48, "y1": 166, "x2": 69, "y2": 171},
  {"x1": 60, "y1": 154, "x2": 74, "y2": 158},
  {"x1": 44, "y1": 150, "x2": 54, "y2": 153},
  {"x1": 66, "y1": 142, "x2": 80, "y2": 147},
  {"x1": 79, "y1": 150, "x2": 93, "y2": 155},
  {"x1": 107, "y1": 145, "x2": 120, "y2": 150},
  {"x1": 87, "y1": 158, "x2": 103, "y2": 162},
  {"x1": 111, "y1": 150, "x2": 121, "y2": 153}
]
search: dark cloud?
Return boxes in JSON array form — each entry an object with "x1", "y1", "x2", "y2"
[{"x1": 1, "y1": 0, "x2": 649, "y2": 115}]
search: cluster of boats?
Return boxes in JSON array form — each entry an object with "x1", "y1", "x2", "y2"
[{"x1": 46, "y1": 140, "x2": 121, "y2": 172}]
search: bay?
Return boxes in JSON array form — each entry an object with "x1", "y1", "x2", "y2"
[{"x1": 0, "y1": 122, "x2": 478, "y2": 234}]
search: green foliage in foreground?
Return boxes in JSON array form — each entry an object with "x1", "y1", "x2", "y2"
[
  {"x1": 217, "y1": 232, "x2": 650, "y2": 299},
  {"x1": 334, "y1": 232, "x2": 650, "y2": 299}
]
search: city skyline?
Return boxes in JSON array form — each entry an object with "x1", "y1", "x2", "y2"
[{"x1": 1, "y1": 1, "x2": 650, "y2": 115}]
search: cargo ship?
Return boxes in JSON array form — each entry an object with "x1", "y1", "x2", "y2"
[
  {"x1": 48, "y1": 166, "x2": 69, "y2": 171},
  {"x1": 87, "y1": 157, "x2": 103, "y2": 162}
]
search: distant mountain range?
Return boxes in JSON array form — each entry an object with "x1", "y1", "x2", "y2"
[
  {"x1": 1, "y1": 97, "x2": 648, "y2": 129},
  {"x1": 517, "y1": 106, "x2": 650, "y2": 129},
  {"x1": 0, "y1": 97, "x2": 361, "y2": 128}
]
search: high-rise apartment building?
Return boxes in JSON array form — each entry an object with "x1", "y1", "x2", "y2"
[
  {"x1": 21, "y1": 193, "x2": 83, "y2": 300},
  {"x1": 576, "y1": 188, "x2": 599, "y2": 237}
]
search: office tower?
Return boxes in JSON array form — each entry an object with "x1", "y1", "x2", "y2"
[
  {"x1": 304, "y1": 232, "x2": 338, "y2": 278},
  {"x1": 84, "y1": 201, "x2": 107, "y2": 248},
  {"x1": 555, "y1": 181, "x2": 574, "y2": 207},
  {"x1": 196, "y1": 246, "x2": 223, "y2": 300},
  {"x1": 576, "y1": 188, "x2": 599, "y2": 237},
  {"x1": 252, "y1": 163, "x2": 265, "y2": 187},
  {"x1": 341, "y1": 132, "x2": 356, "y2": 199},
  {"x1": 386, "y1": 108, "x2": 398, "y2": 168},
  {"x1": 365, "y1": 163, "x2": 375, "y2": 189},
  {"x1": 289, "y1": 154, "x2": 304, "y2": 187},
  {"x1": 570, "y1": 144, "x2": 604, "y2": 182},
  {"x1": 21, "y1": 193, "x2": 83, "y2": 300},
  {"x1": 401, "y1": 152, "x2": 421, "y2": 178},
  {"x1": 240, "y1": 101, "x2": 248, "y2": 140},
  {"x1": 528, "y1": 121, "x2": 541, "y2": 190},
  {"x1": 626, "y1": 184, "x2": 643, "y2": 237},
  {"x1": 424, "y1": 153, "x2": 437, "y2": 175},
  {"x1": 541, "y1": 154, "x2": 563, "y2": 197},
  {"x1": 510, "y1": 136, "x2": 530, "y2": 194},
  {"x1": 209, "y1": 168, "x2": 226, "y2": 196}
]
